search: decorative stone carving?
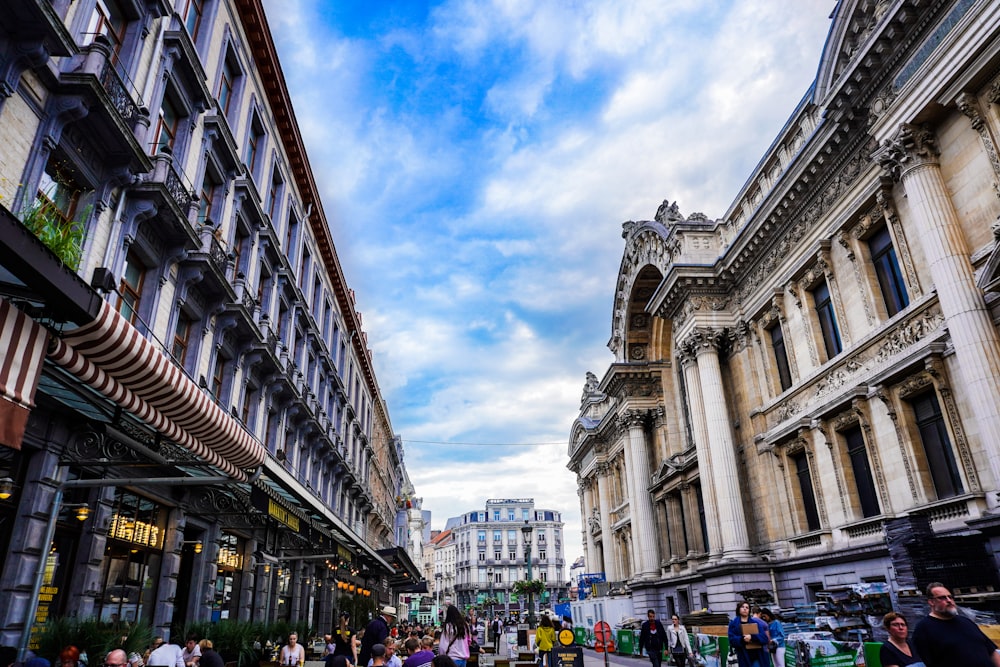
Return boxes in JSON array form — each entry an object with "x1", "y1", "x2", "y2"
[
  {"x1": 957, "y1": 91, "x2": 1000, "y2": 200},
  {"x1": 873, "y1": 123, "x2": 940, "y2": 182}
]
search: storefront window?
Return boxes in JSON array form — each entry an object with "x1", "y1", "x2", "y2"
[
  {"x1": 97, "y1": 490, "x2": 164, "y2": 623},
  {"x1": 213, "y1": 532, "x2": 244, "y2": 621}
]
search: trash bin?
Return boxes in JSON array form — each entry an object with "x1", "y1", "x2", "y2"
[
  {"x1": 616, "y1": 629, "x2": 636, "y2": 656},
  {"x1": 573, "y1": 628, "x2": 587, "y2": 646}
]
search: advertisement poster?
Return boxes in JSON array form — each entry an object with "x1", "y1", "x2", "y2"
[
  {"x1": 787, "y1": 639, "x2": 864, "y2": 666},
  {"x1": 692, "y1": 634, "x2": 725, "y2": 667}
]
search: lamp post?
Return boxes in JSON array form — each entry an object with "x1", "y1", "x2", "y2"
[
  {"x1": 521, "y1": 520, "x2": 535, "y2": 629},
  {"x1": 487, "y1": 565, "x2": 494, "y2": 622},
  {"x1": 435, "y1": 572, "x2": 443, "y2": 622}
]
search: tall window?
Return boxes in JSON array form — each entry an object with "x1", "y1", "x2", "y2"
[
  {"x1": 232, "y1": 229, "x2": 249, "y2": 279},
  {"x1": 172, "y1": 313, "x2": 193, "y2": 365},
  {"x1": 790, "y1": 451, "x2": 821, "y2": 531},
  {"x1": 154, "y1": 96, "x2": 180, "y2": 154},
  {"x1": 843, "y1": 425, "x2": 880, "y2": 518},
  {"x1": 118, "y1": 251, "x2": 145, "y2": 324},
  {"x1": 218, "y1": 56, "x2": 237, "y2": 116},
  {"x1": 198, "y1": 173, "x2": 220, "y2": 224},
  {"x1": 210, "y1": 353, "x2": 226, "y2": 400},
  {"x1": 245, "y1": 120, "x2": 264, "y2": 175},
  {"x1": 267, "y1": 169, "x2": 283, "y2": 219},
  {"x1": 869, "y1": 226, "x2": 909, "y2": 317},
  {"x1": 86, "y1": 0, "x2": 126, "y2": 58},
  {"x1": 812, "y1": 279, "x2": 842, "y2": 359},
  {"x1": 769, "y1": 324, "x2": 793, "y2": 391},
  {"x1": 37, "y1": 161, "x2": 84, "y2": 228},
  {"x1": 181, "y1": 0, "x2": 206, "y2": 40},
  {"x1": 911, "y1": 392, "x2": 963, "y2": 499}
]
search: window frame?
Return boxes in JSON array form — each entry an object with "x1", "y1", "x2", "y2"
[
  {"x1": 812, "y1": 279, "x2": 843, "y2": 360},
  {"x1": 842, "y1": 424, "x2": 880, "y2": 519},
  {"x1": 868, "y1": 225, "x2": 910, "y2": 318}
]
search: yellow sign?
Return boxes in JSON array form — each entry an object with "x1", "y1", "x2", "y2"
[
  {"x1": 268, "y1": 498, "x2": 300, "y2": 531},
  {"x1": 558, "y1": 629, "x2": 575, "y2": 647},
  {"x1": 109, "y1": 514, "x2": 162, "y2": 548}
]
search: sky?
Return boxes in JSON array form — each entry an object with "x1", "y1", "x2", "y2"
[{"x1": 261, "y1": 0, "x2": 838, "y2": 579}]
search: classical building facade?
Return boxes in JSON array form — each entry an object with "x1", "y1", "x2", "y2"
[
  {"x1": 569, "y1": 0, "x2": 1000, "y2": 616},
  {"x1": 0, "y1": 0, "x2": 418, "y2": 646},
  {"x1": 444, "y1": 499, "x2": 568, "y2": 617}
]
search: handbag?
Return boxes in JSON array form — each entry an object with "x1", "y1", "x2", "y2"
[{"x1": 767, "y1": 639, "x2": 778, "y2": 653}]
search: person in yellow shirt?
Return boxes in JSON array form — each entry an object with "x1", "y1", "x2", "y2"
[{"x1": 535, "y1": 616, "x2": 555, "y2": 667}]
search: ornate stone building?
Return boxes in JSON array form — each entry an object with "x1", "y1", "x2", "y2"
[
  {"x1": 568, "y1": 0, "x2": 1000, "y2": 615},
  {"x1": 0, "y1": 0, "x2": 419, "y2": 646}
]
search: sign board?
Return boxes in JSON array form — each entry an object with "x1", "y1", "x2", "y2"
[
  {"x1": 594, "y1": 621, "x2": 613, "y2": 653},
  {"x1": 552, "y1": 647, "x2": 583, "y2": 667},
  {"x1": 558, "y1": 629, "x2": 575, "y2": 647}
]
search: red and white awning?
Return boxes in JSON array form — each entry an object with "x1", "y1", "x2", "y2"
[
  {"x1": 48, "y1": 299, "x2": 266, "y2": 479},
  {"x1": 0, "y1": 298, "x2": 49, "y2": 450}
]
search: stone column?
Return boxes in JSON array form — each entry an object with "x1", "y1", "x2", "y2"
[
  {"x1": 583, "y1": 481, "x2": 599, "y2": 571},
  {"x1": 595, "y1": 464, "x2": 617, "y2": 579},
  {"x1": 679, "y1": 348, "x2": 723, "y2": 560},
  {"x1": 689, "y1": 328, "x2": 752, "y2": 560},
  {"x1": 875, "y1": 123, "x2": 1000, "y2": 500},
  {"x1": 620, "y1": 410, "x2": 660, "y2": 579}
]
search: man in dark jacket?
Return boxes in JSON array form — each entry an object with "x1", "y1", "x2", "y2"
[
  {"x1": 360, "y1": 606, "x2": 397, "y2": 667},
  {"x1": 638, "y1": 610, "x2": 667, "y2": 667}
]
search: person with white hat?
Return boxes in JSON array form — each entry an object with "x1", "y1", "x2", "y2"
[{"x1": 360, "y1": 605, "x2": 397, "y2": 667}]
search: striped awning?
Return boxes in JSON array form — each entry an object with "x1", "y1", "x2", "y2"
[
  {"x1": 48, "y1": 299, "x2": 266, "y2": 480},
  {"x1": 0, "y1": 298, "x2": 49, "y2": 449}
]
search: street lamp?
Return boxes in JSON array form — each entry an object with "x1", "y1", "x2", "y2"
[
  {"x1": 521, "y1": 520, "x2": 535, "y2": 629},
  {"x1": 487, "y1": 565, "x2": 494, "y2": 622},
  {"x1": 435, "y1": 572, "x2": 443, "y2": 621}
]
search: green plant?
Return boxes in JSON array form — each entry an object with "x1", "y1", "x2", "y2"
[
  {"x1": 512, "y1": 580, "x2": 545, "y2": 597},
  {"x1": 35, "y1": 618, "x2": 153, "y2": 664},
  {"x1": 17, "y1": 192, "x2": 88, "y2": 270}
]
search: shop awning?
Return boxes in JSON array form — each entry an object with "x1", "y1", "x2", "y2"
[
  {"x1": 0, "y1": 297, "x2": 49, "y2": 449},
  {"x1": 48, "y1": 299, "x2": 267, "y2": 480}
]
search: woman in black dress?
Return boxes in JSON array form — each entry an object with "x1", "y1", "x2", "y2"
[{"x1": 879, "y1": 612, "x2": 923, "y2": 667}]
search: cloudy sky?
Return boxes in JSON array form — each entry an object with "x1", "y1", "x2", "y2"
[{"x1": 261, "y1": 0, "x2": 837, "y2": 575}]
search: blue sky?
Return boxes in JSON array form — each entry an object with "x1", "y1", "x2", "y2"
[{"x1": 261, "y1": 0, "x2": 837, "y2": 573}]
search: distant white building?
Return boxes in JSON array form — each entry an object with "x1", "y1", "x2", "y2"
[{"x1": 443, "y1": 499, "x2": 568, "y2": 619}]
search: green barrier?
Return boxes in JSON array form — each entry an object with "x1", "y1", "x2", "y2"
[{"x1": 617, "y1": 629, "x2": 637, "y2": 656}]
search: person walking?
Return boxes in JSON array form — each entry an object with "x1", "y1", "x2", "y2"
[
  {"x1": 279, "y1": 633, "x2": 305, "y2": 667},
  {"x1": 759, "y1": 609, "x2": 785, "y2": 667},
  {"x1": 665, "y1": 615, "x2": 693, "y2": 667},
  {"x1": 638, "y1": 609, "x2": 667, "y2": 667},
  {"x1": 727, "y1": 602, "x2": 770, "y2": 667},
  {"x1": 333, "y1": 612, "x2": 357, "y2": 664},
  {"x1": 912, "y1": 582, "x2": 1000, "y2": 667},
  {"x1": 534, "y1": 616, "x2": 555, "y2": 667},
  {"x1": 879, "y1": 612, "x2": 922, "y2": 667},
  {"x1": 360, "y1": 607, "x2": 397, "y2": 667},
  {"x1": 438, "y1": 605, "x2": 471, "y2": 667}
]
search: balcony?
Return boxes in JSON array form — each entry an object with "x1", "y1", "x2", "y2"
[
  {"x1": 57, "y1": 37, "x2": 151, "y2": 173},
  {"x1": 129, "y1": 151, "x2": 199, "y2": 248}
]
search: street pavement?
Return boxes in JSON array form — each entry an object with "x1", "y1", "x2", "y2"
[{"x1": 304, "y1": 646, "x2": 650, "y2": 667}]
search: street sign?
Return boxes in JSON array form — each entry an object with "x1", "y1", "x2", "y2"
[
  {"x1": 552, "y1": 646, "x2": 583, "y2": 667},
  {"x1": 594, "y1": 621, "x2": 613, "y2": 653},
  {"x1": 558, "y1": 628, "x2": 575, "y2": 647}
]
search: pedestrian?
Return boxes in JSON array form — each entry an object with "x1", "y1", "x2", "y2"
[
  {"x1": 182, "y1": 636, "x2": 201, "y2": 667},
  {"x1": 438, "y1": 606, "x2": 470, "y2": 667},
  {"x1": 105, "y1": 650, "x2": 129, "y2": 667},
  {"x1": 758, "y1": 609, "x2": 785, "y2": 667},
  {"x1": 279, "y1": 633, "x2": 305, "y2": 667},
  {"x1": 638, "y1": 609, "x2": 667, "y2": 667},
  {"x1": 59, "y1": 646, "x2": 81, "y2": 667},
  {"x1": 727, "y1": 602, "x2": 770, "y2": 667},
  {"x1": 879, "y1": 612, "x2": 922, "y2": 667},
  {"x1": 401, "y1": 638, "x2": 433, "y2": 667},
  {"x1": 911, "y1": 582, "x2": 1000, "y2": 667},
  {"x1": 380, "y1": 639, "x2": 403, "y2": 667},
  {"x1": 196, "y1": 641, "x2": 223, "y2": 667},
  {"x1": 665, "y1": 615, "x2": 693, "y2": 667},
  {"x1": 370, "y1": 645, "x2": 387, "y2": 667},
  {"x1": 431, "y1": 657, "x2": 456, "y2": 667},
  {"x1": 147, "y1": 640, "x2": 184, "y2": 667},
  {"x1": 534, "y1": 615, "x2": 555, "y2": 667},
  {"x1": 490, "y1": 617, "x2": 504, "y2": 648},
  {"x1": 333, "y1": 612, "x2": 357, "y2": 664},
  {"x1": 360, "y1": 607, "x2": 397, "y2": 667}
]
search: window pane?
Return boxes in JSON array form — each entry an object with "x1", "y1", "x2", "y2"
[
  {"x1": 792, "y1": 451, "x2": 821, "y2": 531},
  {"x1": 813, "y1": 280, "x2": 842, "y2": 358},
  {"x1": 770, "y1": 324, "x2": 792, "y2": 391},
  {"x1": 912, "y1": 392, "x2": 963, "y2": 499},
  {"x1": 844, "y1": 426, "x2": 880, "y2": 517},
  {"x1": 869, "y1": 226, "x2": 909, "y2": 316}
]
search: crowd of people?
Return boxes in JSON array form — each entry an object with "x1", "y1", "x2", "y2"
[{"x1": 632, "y1": 581, "x2": 1000, "y2": 667}]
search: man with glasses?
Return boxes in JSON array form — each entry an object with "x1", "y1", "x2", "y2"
[
  {"x1": 105, "y1": 650, "x2": 130, "y2": 667},
  {"x1": 911, "y1": 582, "x2": 1000, "y2": 667}
]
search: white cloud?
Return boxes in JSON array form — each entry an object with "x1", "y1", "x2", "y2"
[{"x1": 263, "y1": 0, "x2": 836, "y2": 575}]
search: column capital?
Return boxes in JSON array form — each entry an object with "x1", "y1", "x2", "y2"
[
  {"x1": 872, "y1": 122, "x2": 940, "y2": 181},
  {"x1": 683, "y1": 326, "x2": 727, "y2": 356},
  {"x1": 618, "y1": 409, "x2": 649, "y2": 430}
]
